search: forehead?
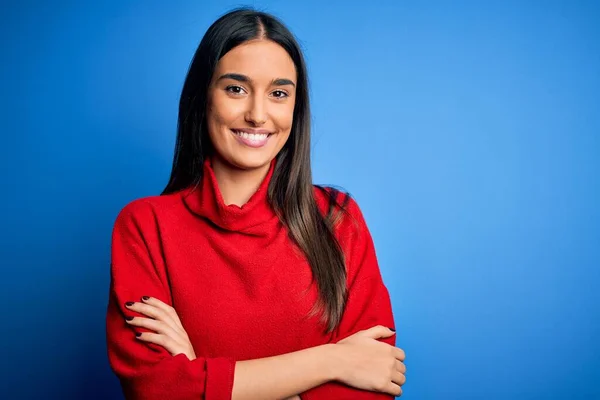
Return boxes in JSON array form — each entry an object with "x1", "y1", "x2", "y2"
[{"x1": 215, "y1": 39, "x2": 297, "y2": 82}]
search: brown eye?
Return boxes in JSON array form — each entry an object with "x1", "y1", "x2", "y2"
[
  {"x1": 225, "y1": 85, "x2": 246, "y2": 95},
  {"x1": 271, "y1": 90, "x2": 288, "y2": 99}
]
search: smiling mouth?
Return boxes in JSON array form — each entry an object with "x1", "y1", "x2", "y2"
[
  {"x1": 231, "y1": 129, "x2": 273, "y2": 140},
  {"x1": 230, "y1": 129, "x2": 274, "y2": 148}
]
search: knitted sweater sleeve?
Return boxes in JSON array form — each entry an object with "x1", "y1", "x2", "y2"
[
  {"x1": 299, "y1": 196, "x2": 397, "y2": 399},
  {"x1": 105, "y1": 200, "x2": 236, "y2": 400}
]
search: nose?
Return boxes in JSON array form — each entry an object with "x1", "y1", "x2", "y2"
[{"x1": 245, "y1": 94, "x2": 267, "y2": 126}]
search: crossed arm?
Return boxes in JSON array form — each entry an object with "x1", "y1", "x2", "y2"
[
  {"x1": 106, "y1": 199, "x2": 406, "y2": 399},
  {"x1": 117, "y1": 295, "x2": 404, "y2": 399}
]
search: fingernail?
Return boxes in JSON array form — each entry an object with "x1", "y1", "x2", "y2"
[
  {"x1": 125, "y1": 316, "x2": 133, "y2": 321},
  {"x1": 125, "y1": 302, "x2": 134, "y2": 307},
  {"x1": 389, "y1": 327, "x2": 396, "y2": 332},
  {"x1": 135, "y1": 332, "x2": 142, "y2": 337},
  {"x1": 142, "y1": 296, "x2": 150, "y2": 301}
]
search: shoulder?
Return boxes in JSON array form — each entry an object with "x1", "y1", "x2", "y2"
[
  {"x1": 313, "y1": 185, "x2": 367, "y2": 231},
  {"x1": 313, "y1": 186, "x2": 372, "y2": 272},
  {"x1": 113, "y1": 190, "x2": 186, "y2": 233},
  {"x1": 313, "y1": 185, "x2": 380, "y2": 283}
]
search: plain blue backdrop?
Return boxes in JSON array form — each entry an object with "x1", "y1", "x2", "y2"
[{"x1": 1, "y1": 1, "x2": 598, "y2": 399}]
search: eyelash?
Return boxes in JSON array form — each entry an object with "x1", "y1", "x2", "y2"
[
  {"x1": 225, "y1": 85, "x2": 246, "y2": 95},
  {"x1": 224, "y1": 85, "x2": 289, "y2": 99},
  {"x1": 271, "y1": 90, "x2": 289, "y2": 99}
]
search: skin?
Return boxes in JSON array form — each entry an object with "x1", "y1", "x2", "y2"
[{"x1": 123, "y1": 38, "x2": 407, "y2": 399}]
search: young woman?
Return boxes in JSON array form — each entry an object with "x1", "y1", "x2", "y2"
[{"x1": 106, "y1": 8, "x2": 406, "y2": 400}]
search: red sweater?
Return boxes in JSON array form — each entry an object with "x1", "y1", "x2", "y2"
[{"x1": 106, "y1": 158, "x2": 396, "y2": 400}]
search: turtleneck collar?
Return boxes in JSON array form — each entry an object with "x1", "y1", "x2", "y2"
[{"x1": 181, "y1": 157, "x2": 278, "y2": 232}]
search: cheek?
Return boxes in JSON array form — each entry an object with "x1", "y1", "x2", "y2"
[
  {"x1": 272, "y1": 103, "x2": 296, "y2": 132},
  {"x1": 208, "y1": 95, "x2": 245, "y2": 128}
]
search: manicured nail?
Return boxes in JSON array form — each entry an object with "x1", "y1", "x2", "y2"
[
  {"x1": 389, "y1": 327, "x2": 396, "y2": 332},
  {"x1": 142, "y1": 296, "x2": 150, "y2": 301},
  {"x1": 125, "y1": 316, "x2": 133, "y2": 321},
  {"x1": 135, "y1": 332, "x2": 142, "y2": 337},
  {"x1": 125, "y1": 302, "x2": 134, "y2": 307}
]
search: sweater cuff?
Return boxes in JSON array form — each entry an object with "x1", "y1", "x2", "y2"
[{"x1": 202, "y1": 357, "x2": 236, "y2": 400}]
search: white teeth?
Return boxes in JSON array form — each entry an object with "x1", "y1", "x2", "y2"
[{"x1": 234, "y1": 130, "x2": 268, "y2": 141}]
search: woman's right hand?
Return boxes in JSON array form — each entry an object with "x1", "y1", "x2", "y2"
[{"x1": 333, "y1": 325, "x2": 406, "y2": 396}]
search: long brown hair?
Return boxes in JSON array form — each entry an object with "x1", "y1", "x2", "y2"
[{"x1": 162, "y1": 8, "x2": 349, "y2": 333}]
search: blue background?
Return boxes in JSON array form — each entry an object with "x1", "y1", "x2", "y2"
[{"x1": 1, "y1": 1, "x2": 598, "y2": 399}]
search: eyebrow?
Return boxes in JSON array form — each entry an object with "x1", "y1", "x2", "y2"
[
  {"x1": 273, "y1": 78, "x2": 295, "y2": 87},
  {"x1": 217, "y1": 73, "x2": 296, "y2": 87}
]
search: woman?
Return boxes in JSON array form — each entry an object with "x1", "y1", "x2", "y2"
[{"x1": 106, "y1": 7, "x2": 406, "y2": 400}]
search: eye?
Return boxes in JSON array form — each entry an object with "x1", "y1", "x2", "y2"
[
  {"x1": 225, "y1": 85, "x2": 247, "y2": 95},
  {"x1": 271, "y1": 90, "x2": 289, "y2": 99}
]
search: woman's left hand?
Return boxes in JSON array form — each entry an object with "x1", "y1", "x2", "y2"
[{"x1": 124, "y1": 296, "x2": 197, "y2": 360}]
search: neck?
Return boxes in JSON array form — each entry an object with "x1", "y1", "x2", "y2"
[{"x1": 210, "y1": 156, "x2": 272, "y2": 207}]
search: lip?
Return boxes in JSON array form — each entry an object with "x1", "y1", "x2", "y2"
[{"x1": 230, "y1": 129, "x2": 273, "y2": 148}]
